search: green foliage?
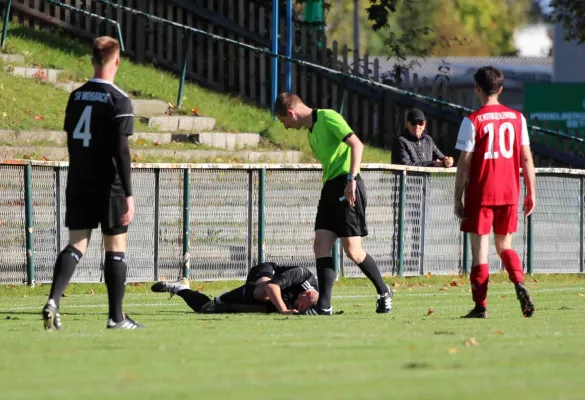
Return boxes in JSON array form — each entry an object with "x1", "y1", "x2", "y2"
[{"x1": 550, "y1": 0, "x2": 585, "y2": 43}]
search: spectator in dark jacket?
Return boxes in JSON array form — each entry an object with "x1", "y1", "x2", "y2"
[{"x1": 392, "y1": 108, "x2": 454, "y2": 168}]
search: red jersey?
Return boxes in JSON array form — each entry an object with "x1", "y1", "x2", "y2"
[{"x1": 455, "y1": 104, "x2": 530, "y2": 206}]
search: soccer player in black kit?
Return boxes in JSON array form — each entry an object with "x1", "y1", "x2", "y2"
[
  {"x1": 151, "y1": 262, "x2": 319, "y2": 314},
  {"x1": 42, "y1": 36, "x2": 143, "y2": 330}
]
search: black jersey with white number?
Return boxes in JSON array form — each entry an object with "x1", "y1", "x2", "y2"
[
  {"x1": 63, "y1": 79, "x2": 133, "y2": 197},
  {"x1": 257, "y1": 263, "x2": 318, "y2": 309}
]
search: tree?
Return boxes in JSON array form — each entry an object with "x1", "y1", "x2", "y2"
[{"x1": 550, "y1": 0, "x2": 585, "y2": 43}]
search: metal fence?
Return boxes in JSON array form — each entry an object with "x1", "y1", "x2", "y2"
[{"x1": 0, "y1": 161, "x2": 583, "y2": 285}]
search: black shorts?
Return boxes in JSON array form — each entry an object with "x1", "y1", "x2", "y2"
[
  {"x1": 245, "y1": 263, "x2": 276, "y2": 283},
  {"x1": 65, "y1": 191, "x2": 128, "y2": 235},
  {"x1": 315, "y1": 174, "x2": 368, "y2": 238}
]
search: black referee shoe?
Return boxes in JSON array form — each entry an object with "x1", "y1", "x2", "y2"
[
  {"x1": 515, "y1": 283, "x2": 535, "y2": 318},
  {"x1": 376, "y1": 286, "x2": 393, "y2": 314}
]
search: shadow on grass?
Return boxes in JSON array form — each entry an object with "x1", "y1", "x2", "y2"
[{"x1": 9, "y1": 25, "x2": 89, "y2": 58}]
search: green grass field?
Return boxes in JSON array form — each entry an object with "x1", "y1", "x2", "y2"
[{"x1": 1, "y1": 276, "x2": 584, "y2": 399}]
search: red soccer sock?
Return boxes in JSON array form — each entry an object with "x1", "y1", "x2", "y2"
[
  {"x1": 500, "y1": 249, "x2": 524, "y2": 284},
  {"x1": 470, "y1": 264, "x2": 489, "y2": 308}
]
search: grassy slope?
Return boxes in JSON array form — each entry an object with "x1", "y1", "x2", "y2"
[
  {"x1": 1, "y1": 25, "x2": 391, "y2": 163},
  {"x1": 1, "y1": 277, "x2": 585, "y2": 399}
]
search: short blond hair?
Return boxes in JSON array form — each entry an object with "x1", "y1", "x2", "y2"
[
  {"x1": 92, "y1": 36, "x2": 120, "y2": 66},
  {"x1": 273, "y1": 92, "x2": 303, "y2": 116}
]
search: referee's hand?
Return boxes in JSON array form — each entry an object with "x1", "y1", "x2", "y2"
[
  {"x1": 120, "y1": 196, "x2": 135, "y2": 226},
  {"x1": 344, "y1": 180, "x2": 357, "y2": 207}
]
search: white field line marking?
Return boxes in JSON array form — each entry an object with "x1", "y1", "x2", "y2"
[{"x1": 1, "y1": 286, "x2": 582, "y2": 312}]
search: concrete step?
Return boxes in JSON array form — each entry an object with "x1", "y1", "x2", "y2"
[
  {"x1": 134, "y1": 132, "x2": 260, "y2": 150},
  {"x1": 0, "y1": 54, "x2": 25, "y2": 63},
  {"x1": 0, "y1": 130, "x2": 260, "y2": 150},
  {"x1": 5, "y1": 66, "x2": 62, "y2": 82},
  {"x1": 54, "y1": 81, "x2": 84, "y2": 93},
  {"x1": 0, "y1": 146, "x2": 302, "y2": 163},
  {"x1": 131, "y1": 99, "x2": 169, "y2": 116},
  {"x1": 141, "y1": 116, "x2": 216, "y2": 132}
]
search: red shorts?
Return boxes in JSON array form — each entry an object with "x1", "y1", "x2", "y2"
[{"x1": 461, "y1": 204, "x2": 518, "y2": 235}]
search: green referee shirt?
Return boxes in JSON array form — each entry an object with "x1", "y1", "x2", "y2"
[{"x1": 309, "y1": 109, "x2": 356, "y2": 182}]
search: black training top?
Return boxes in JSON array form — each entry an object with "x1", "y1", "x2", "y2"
[{"x1": 64, "y1": 78, "x2": 133, "y2": 197}]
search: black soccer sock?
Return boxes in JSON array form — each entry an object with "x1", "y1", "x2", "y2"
[
  {"x1": 48, "y1": 245, "x2": 83, "y2": 308},
  {"x1": 103, "y1": 252, "x2": 127, "y2": 323},
  {"x1": 218, "y1": 283, "x2": 257, "y2": 304},
  {"x1": 316, "y1": 257, "x2": 335, "y2": 310},
  {"x1": 177, "y1": 289, "x2": 212, "y2": 313},
  {"x1": 358, "y1": 253, "x2": 389, "y2": 295}
]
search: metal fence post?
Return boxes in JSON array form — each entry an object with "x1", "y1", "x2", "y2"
[
  {"x1": 182, "y1": 168, "x2": 190, "y2": 279},
  {"x1": 397, "y1": 170, "x2": 406, "y2": 276},
  {"x1": 527, "y1": 214, "x2": 534, "y2": 275},
  {"x1": 579, "y1": 176, "x2": 585, "y2": 272},
  {"x1": 333, "y1": 239, "x2": 340, "y2": 277},
  {"x1": 285, "y1": 0, "x2": 292, "y2": 92},
  {"x1": 247, "y1": 170, "x2": 253, "y2": 270},
  {"x1": 115, "y1": 22, "x2": 125, "y2": 52},
  {"x1": 463, "y1": 233, "x2": 470, "y2": 275},
  {"x1": 270, "y1": 0, "x2": 279, "y2": 116},
  {"x1": 1, "y1": 0, "x2": 12, "y2": 50},
  {"x1": 153, "y1": 168, "x2": 160, "y2": 281},
  {"x1": 258, "y1": 168, "x2": 266, "y2": 263},
  {"x1": 418, "y1": 174, "x2": 427, "y2": 275},
  {"x1": 24, "y1": 163, "x2": 35, "y2": 286},
  {"x1": 54, "y1": 167, "x2": 61, "y2": 253},
  {"x1": 177, "y1": 30, "x2": 191, "y2": 109}
]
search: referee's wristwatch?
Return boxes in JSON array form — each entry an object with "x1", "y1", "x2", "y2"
[{"x1": 346, "y1": 174, "x2": 357, "y2": 182}]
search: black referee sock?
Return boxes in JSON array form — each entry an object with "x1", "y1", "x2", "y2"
[
  {"x1": 104, "y1": 252, "x2": 127, "y2": 323},
  {"x1": 177, "y1": 289, "x2": 212, "y2": 313},
  {"x1": 48, "y1": 245, "x2": 82, "y2": 308},
  {"x1": 358, "y1": 253, "x2": 389, "y2": 295},
  {"x1": 316, "y1": 257, "x2": 335, "y2": 310}
]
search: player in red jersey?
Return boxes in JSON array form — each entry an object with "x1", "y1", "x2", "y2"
[{"x1": 454, "y1": 66, "x2": 536, "y2": 319}]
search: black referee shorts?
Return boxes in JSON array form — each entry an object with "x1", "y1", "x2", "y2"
[
  {"x1": 65, "y1": 190, "x2": 128, "y2": 235},
  {"x1": 315, "y1": 174, "x2": 368, "y2": 238}
]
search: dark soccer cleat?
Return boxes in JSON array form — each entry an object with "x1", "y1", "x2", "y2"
[
  {"x1": 300, "y1": 306, "x2": 333, "y2": 316},
  {"x1": 42, "y1": 301, "x2": 62, "y2": 331},
  {"x1": 151, "y1": 279, "x2": 190, "y2": 297},
  {"x1": 199, "y1": 299, "x2": 219, "y2": 314},
  {"x1": 376, "y1": 285, "x2": 393, "y2": 314},
  {"x1": 461, "y1": 306, "x2": 488, "y2": 319},
  {"x1": 106, "y1": 315, "x2": 145, "y2": 330},
  {"x1": 515, "y1": 283, "x2": 535, "y2": 318}
]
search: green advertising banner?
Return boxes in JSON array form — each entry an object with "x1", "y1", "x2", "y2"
[{"x1": 524, "y1": 83, "x2": 585, "y2": 138}]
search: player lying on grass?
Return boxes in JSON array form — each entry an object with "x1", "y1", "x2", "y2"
[{"x1": 151, "y1": 262, "x2": 319, "y2": 315}]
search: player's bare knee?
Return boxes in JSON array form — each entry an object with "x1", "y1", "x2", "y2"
[
  {"x1": 103, "y1": 233, "x2": 128, "y2": 252},
  {"x1": 494, "y1": 235, "x2": 513, "y2": 256}
]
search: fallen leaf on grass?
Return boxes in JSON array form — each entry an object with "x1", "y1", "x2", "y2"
[
  {"x1": 392, "y1": 282, "x2": 400, "y2": 288},
  {"x1": 464, "y1": 337, "x2": 480, "y2": 347},
  {"x1": 426, "y1": 272, "x2": 432, "y2": 279},
  {"x1": 89, "y1": 289, "x2": 94, "y2": 295},
  {"x1": 578, "y1": 293, "x2": 585, "y2": 297},
  {"x1": 492, "y1": 330, "x2": 504, "y2": 335},
  {"x1": 533, "y1": 278, "x2": 540, "y2": 283},
  {"x1": 33, "y1": 114, "x2": 45, "y2": 121},
  {"x1": 449, "y1": 281, "x2": 461, "y2": 287},
  {"x1": 426, "y1": 307, "x2": 434, "y2": 316},
  {"x1": 439, "y1": 287, "x2": 449, "y2": 291},
  {"x1": 498, "y1": 295, "x2": 505, "y2": 299},
  {"x1": 448, "y1": 348, "x2": 458, "y2": 354},
  {"x1": 408, "y1": 346, "x2": 416, "y2": 351}
]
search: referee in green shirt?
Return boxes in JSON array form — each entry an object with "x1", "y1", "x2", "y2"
[{"x1": 273, "y1": 93, "x2": 392, "y2": 315}]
